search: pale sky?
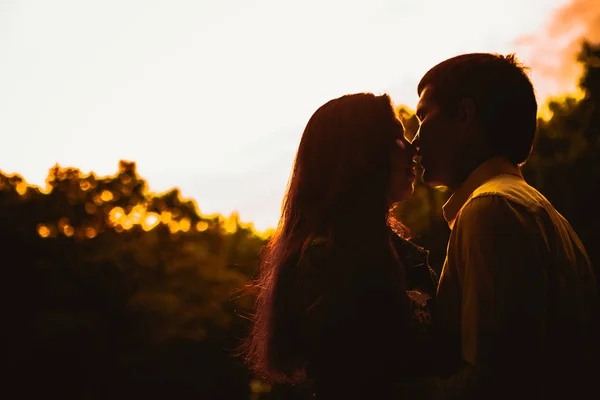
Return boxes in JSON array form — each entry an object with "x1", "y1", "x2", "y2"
[{"x1": 0, "y1": 0, "x2": 578, "y2": 232}]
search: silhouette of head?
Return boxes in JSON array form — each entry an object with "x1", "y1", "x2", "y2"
[
  {"x1": 241, "y1": 92, "x2": 415, "y2": 383},
  {"x1": 286, "y1": 92, "x2": 416, "y2": 236},
  {"x1": 413, "y1": 53, "x2": 538, "y2": 190}
]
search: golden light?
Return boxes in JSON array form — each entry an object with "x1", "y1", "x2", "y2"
[
  {"x1": 107, "y1": 204, "x2": 165, "y2": 233},
  {"x1": 168, "y1": 220, "x2": 180, "y2": 234},
  {"x1": 93, "y1": 193, "x2": 103, "y2": 206},
  {"x1": 122, "y1": 218, "x2": 133, "y2": 230},
  {"x1": 84, "y1": 227, "x2": 97, "y2": 239},
  {"x1": 37, "y1": 224, "x2": 50, "y2": 238},
  {"x1": 109, "y1": 207, "x2": 125, "y2": 223},
  {"x1": 130, "y1": 204, "x2": 145, "y2": 224},
  {"x1": 58, "y1": 217, "x2": 70, "y2": 229},
  {"x1": 224, "y1": 214, "x2": 238, "y2": 234},
  {"x1": 142, "y1": 212, "x2": 160, "y2": 232},
  {"x1": 16, "y1": 182, "x2": 27, "y2": 195},
  {"x1": 79, "y1": 180, "x2": 91, "y2": 191},
  {"x1": 258, "y1": 228, "x2": 275, "y2": 240},
  {"x1": 64, "y1": 225, "x2": 75, "y2": 237},
  {"x1": 160, "y1": 211, "x2": 172, "y2": 224},
  {"x1": 196, "y1": 221, "x2": 209, "y2": 232},
  {"x1": 179, "y1": 217, "x2": 191, "y2": 233},
  {"x1": 100, "y1": 190, "x2": 114, "y2": 202}
]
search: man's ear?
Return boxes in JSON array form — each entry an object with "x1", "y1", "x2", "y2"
[{"x1": 457, "y1": 98, "x2": 476, "y2": 129}]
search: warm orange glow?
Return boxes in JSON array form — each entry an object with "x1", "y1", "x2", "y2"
[
  {"x1": 84, "y1": 227, "x2": 97, "y2": 239},
  {"x1": 8, "y1": 163, "x2": 273, "y2": 240},
  {"x1": 538, "y1": 90, "x2": 586, "y2": 121},
  {"x1": 130, "y1": 205, "x2": 144, "y2": 224},
  {"x1": 79, "y1": 180, "x2": 92, "y2": 191},
  {"x1": 142, "y1": 212, "x2": 160, "y2": 231},
  {"x1": 259, "y1": 228, "x2": 275, "y2": 240},
  {"x1": 58, "y1": 217, "x2": 75, "y2": 237},
  {"x1": 168, "y1": 220, "x2": 180, "y2": 234},
  {"x1": 196, "y1": 221, "x2": 209, "y2": 232},
  {"x1": 179, "y1": 217, "x2": 191, "y2": 233},
  {"x1": 105, "y1": 202, "x2": 194, "y2": 233},
  {"x1": 37, "y1": 224, "x2": 50, "y2": 238},
  {"x1": 160, "y1": 211, "x2": 172, "y2": 224},
  {"x1": 64, "y1": 225, "x2": 75, "y2": 237},
  {"x1": 224, "y1": 214, "x2": 238, "y2": 234},
  {"x1": 109, "y1": 207, "x2": 125, "y2": 223},
  {"x1": 16, "y1": 182, "x2": 27, "y2": 195},
  {"x1": 100, "y1": 190, "x2": 113, "y2": 202},
  {"x1": 122, "y1": 219, "x2": 133, "y2": 231}
]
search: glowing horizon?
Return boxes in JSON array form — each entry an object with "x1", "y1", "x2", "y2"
[{"x1": 1, "y1": 0, "x2": 595, "y2": 231}]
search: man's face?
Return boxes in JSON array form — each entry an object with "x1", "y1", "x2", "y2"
[{"x1": 412, "y1": 85, "x2": 464, "y2": 189}]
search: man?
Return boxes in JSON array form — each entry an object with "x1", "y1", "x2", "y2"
[{"x1": 412, "y1": 53, "x2": 600, "y2": 399}]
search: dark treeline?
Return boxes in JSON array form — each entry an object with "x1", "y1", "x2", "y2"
[{"x1": 2, "y1": 42, "x2": 599, "y2": 399}]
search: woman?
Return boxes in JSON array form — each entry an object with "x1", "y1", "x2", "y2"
[{"x1": 241, "y1": 93, "x2": 438, "y2": 399}]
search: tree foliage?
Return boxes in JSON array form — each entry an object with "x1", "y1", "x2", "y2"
[{"x1": 2, "y1": 161, "x2": 266, "y2": 399}]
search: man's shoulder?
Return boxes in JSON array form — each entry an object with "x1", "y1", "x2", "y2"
[
  {"x1": 469, "y1": 174, "x2": 549, "y2": 214},
  {"x1": 457, "y1": 194, "x2": 525, "y2": 229},
  {"x1": 455, "y1": 176, "x2": 547, "y2": 230}
]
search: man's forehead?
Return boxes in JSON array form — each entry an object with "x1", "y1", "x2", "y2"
[
  {"x1": 416, "y1": 86, "x2": 436, "y2": 112},
  {"x1": 417, "y1": 85, "x2": 434, "y2": 108}
]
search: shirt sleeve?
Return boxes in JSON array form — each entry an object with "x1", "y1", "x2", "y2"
[{"x1": 442, "y1": 195, "x2": 547, "y2": 398}]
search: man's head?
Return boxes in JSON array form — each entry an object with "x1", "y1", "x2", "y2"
[{"x1": 412, "y1": 53, "x2": 538, "y2": 190}]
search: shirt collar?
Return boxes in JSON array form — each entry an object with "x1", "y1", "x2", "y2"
[{"x1": 442, "y1": 156, "x2": 523, "y2": 228}]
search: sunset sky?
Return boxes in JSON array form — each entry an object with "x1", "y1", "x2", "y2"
[{"x1": 1, "y1": 0, "x2": 596, "y2": 231}]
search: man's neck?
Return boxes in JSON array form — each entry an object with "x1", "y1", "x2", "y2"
[
  {"x1": 448, "y1": 154, "x2": 495, "y2": 193},
  {"x1": 442, "y1": 156, "x2": 523, "y2": 227}
]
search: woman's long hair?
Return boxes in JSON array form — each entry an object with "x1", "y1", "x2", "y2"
[{"x1": 240, "y1": 93, "x2": 410, "y2": 383}]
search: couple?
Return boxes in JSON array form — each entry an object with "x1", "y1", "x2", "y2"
[{"x1": 241, "y1": 53, "x2": 600, "y2": 399}]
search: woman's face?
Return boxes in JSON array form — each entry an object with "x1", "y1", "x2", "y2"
[{"x1": 389, "y1": 123, "x2": 417, "y2": 203}]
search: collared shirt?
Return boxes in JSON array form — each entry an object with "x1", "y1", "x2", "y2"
[{"x1": 435, "y1": 157, "x2": 599, "y2": 398}]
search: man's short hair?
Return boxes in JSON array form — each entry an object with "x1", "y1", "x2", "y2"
[{"x1": 417, "y1": 53, "x2": 538, "y2": 166}]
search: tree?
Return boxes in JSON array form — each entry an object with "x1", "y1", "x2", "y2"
[
  {"x1": 523, "y1": 40, "x2": 600, "y2": 275},
  {"x1": 1, "y1": 161, "x2": 268, "y2": 399}
]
